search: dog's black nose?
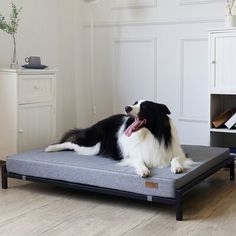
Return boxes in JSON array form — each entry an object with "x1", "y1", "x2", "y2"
[{"x1": 125, "y1": 106, "x2": 132, "y2": 113}]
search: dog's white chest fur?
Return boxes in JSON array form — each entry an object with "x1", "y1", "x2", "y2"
[
  {"x1": 117, "y1": 117, "x2": 188, "y2": 177},
  {"x1": 118, "y1": 119, "x2": 171, "y2": 169}
]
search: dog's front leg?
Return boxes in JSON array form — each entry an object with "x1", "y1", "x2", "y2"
[
  {"x1": 171, "y1": 157, "x2": 184, "y2": 174},
  {"x1": 132, "y1": 160, "x2": 150, "y2": 178}
]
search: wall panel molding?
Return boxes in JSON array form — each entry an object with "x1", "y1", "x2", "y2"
[
  {"x1": 179, "y1": 37, "x2": 208, "y2": 123},
  {"x1": 84, "y1": 17, "x2": 224, "y2": 28},
  {"x1": 179, "y1": 117, "x2": 208, "y2": 123},
  {"x1": 112, "y1": 37, "x2": 157, "y2": 113},
  {"x1": 179, "y1": 0, "x2": 224, "y2": 5},
  {"x1": 112, "y1": 0, "x2": 157, "y2": 9}
]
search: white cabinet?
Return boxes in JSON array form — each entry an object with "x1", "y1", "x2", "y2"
[
  {"x1": 209, "y1": 29, "x2": 236, "y2": 148},
  {"x1": 18, "y1": 103, "x2": 56, "y2": 153},
  {"x1": 0, "y1": 69, "x2": 56, "y2": 159}
]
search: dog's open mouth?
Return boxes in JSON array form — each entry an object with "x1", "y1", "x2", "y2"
[{"x1": 125, "y1": 117, "x2": 147, "y2": 137}]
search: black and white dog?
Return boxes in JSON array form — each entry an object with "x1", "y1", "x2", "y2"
[{"x1": 46, "y1": 100, "x2": 192, "y2": 177}]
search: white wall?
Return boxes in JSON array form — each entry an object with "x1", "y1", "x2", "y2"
[
  {"x1": 79, "y1": 0, "x2": 227, "y2": 145},
  {"x1": 0, "y1": 0, "x2": 229, "y2": 146},
  {"x1": 0, "y1": 0, "x2": 78, "y2": 139}
]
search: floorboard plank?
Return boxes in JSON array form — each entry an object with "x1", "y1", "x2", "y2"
[{"x1": 0, "y1": 170, "x2": 235, "y2": 236}]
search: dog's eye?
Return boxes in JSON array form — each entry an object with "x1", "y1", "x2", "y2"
[{"x1": 133, "y1": 101, "x2": 138, "y2": 105}]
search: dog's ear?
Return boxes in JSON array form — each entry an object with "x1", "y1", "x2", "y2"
[{"x1": 159, "y1": 104, "x2": 171, "y2": 115}]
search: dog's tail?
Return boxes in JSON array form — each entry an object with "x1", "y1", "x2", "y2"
[{"x1": 60, "y1": 128, "x2": 81, "y2": 143}]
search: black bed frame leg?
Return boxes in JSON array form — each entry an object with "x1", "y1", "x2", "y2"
[
  {"x1": 175, "y1": 190, "x2": 183, "y2": 221},
  {"x1": 229, "y1": 159, "x2": 235, "y2": 181},
  {"x1": 1, "y1": 161, "x2": 8, "y2": 189}
]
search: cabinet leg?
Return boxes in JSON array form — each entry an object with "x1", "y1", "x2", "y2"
[{"x1": 1, "y1": 162, "x2": 8, "y2": 189}]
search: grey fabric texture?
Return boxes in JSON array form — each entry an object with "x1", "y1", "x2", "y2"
[{"x1": 6, "y1": 145, "x2": 229, "y2": 198}]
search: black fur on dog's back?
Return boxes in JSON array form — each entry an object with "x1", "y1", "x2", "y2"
[
  {"x1": 60, "y1": 114, "x2": 130, "y2": 160},
  {"x1": 59, "y1": 101, "x2": 172, "y2": 161}
]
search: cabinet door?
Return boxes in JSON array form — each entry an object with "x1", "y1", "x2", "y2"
[
  {"x1": 210, "y1": 32, "x2": 236, "y2": 93},
  {"x1": 18, "y1": 103, "x2": 56, "y2": 152}
]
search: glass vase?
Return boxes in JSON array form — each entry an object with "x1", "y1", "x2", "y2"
[
  {"x1": 10, "y1": 35, "x2": 18, "y2": 69},
  {"x1": 225, "y1": 14, "x2": 236, "y2": 28}
]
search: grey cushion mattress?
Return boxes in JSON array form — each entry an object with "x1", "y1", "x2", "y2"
[{"x1": 6, "y1": 145, "x2": 229, "y2": 198}]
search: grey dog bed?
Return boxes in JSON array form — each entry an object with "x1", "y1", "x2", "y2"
[
  {"x1": 2, "y1": 145, "x2": 234, "y2": 221},
  {"x1": 5, "y1": 145, "x2": 230, "y2": 198}
]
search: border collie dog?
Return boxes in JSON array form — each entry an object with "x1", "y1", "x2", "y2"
[{"x1": 46, "y1": 100, "x2": 192, "y2": 177}]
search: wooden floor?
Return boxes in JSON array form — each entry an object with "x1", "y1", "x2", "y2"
[{"x1": 0, "y1": 170, "x2": 236, "y2": 236}]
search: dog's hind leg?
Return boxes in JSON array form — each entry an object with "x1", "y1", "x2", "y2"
[
  {"x1": 45, "y1": 142, "x2": 78, "y2": 152},
  {"x1": 45, "y1": 142, "x2": 101, "y2": 156},
  {"x1": 74, "y1": 142, "x2": 101, "y2": 155}
]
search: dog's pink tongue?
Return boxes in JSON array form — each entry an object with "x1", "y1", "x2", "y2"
[{"x1": 125, "y1": 117, "x2": 146, "y2": 137}]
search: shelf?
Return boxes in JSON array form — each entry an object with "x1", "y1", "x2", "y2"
[
  {"x1": 0, "y1": 68, "x2": 57, "y2": 74},
  {"x1": 210, "y1": 128, "x2": 236, "y2": 134},
  {"x1": 209, "y1": 28, "x2": 236, "y2": 33},
  {"x1": 210, "y1": 92, "x2": 236, "y2": 95}
]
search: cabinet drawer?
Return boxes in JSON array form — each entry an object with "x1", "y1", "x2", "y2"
[{"x1": 18, "y1": 74, "x2": 55, "y2": 104}]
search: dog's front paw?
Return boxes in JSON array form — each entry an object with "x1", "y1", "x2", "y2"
[
  {"x1": 45, "y1": 145, "x2": 54, "y2": 152},
  {"x1": 171, "y1": 166, "x2": 183, "y2": 174},
  {"x1": 136, "y1": 166, "x2": 150, "y2": 178}
]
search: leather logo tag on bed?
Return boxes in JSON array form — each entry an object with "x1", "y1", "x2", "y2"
[{"x1": 145, "y1": 181, "x2": 158, "y2": 189}]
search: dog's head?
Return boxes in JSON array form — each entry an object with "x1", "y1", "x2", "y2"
[
  {"x1": 125, "y1": 100, "x2": 171, "y2": 122},
  {"x1": 124, "y1": 100, "x2": 172, "y2": 146}
]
